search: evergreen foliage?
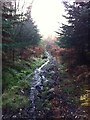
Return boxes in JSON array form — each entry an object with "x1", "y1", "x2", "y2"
[
  {"x1": 56, "y1": 1, "x2": 90, "y2": 64},
  {"x1": 2, "y1": 1, "x2": 41, "y2": 62}
]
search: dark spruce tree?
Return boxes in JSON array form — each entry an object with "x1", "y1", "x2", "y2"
[
  {"x1": 56, "y1": 1, "x2": 90, "y2": 65},
  {"x1": 2, "y1": 1, "x2": 41, "y2": 63}
]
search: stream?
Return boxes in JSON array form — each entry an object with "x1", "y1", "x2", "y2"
[
  {"x1": 2, "y1": 51, "x2": 88, "y2": 120},
  {"x1": 29, "y1": 51, "x2": 54, "y2": 119},
  {"x1": 29, "y1": 51, "x2": 88, "y2": 120}
]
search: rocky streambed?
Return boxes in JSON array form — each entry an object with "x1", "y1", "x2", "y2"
[
  {"x1": 2, "y1": 51, "x2": 88, "y2": 120},
  {"x1": 28, "y1": 51, "x2": 88, "y2": 120}
]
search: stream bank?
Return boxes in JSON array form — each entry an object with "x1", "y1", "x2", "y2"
[
  {"x1": 28, "y1": 52, "x2": 88, "y2": 120},
  {"x1": 2, "y1": 52, "x2": 88, "y2": 120}
]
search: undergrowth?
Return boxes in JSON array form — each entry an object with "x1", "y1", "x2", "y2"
[{"x1": 2, "y1": 57, "x2": 46, "y2": 110}]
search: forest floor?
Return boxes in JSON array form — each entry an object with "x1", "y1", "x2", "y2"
[{"x1": 2, "y1": 52, "x2": 88, "y2": 120}]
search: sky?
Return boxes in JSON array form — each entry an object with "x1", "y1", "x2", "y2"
[
  {"x1": 18, "y1": 0, "x2": 75, "y2": 38},
  {"x1": 31, "y1": 0, "x2": 65, "y2": 38}
]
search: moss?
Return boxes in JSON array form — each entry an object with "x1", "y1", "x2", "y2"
[
  {"x1": 63, "y1": 85, "x2": 75, "y2": 94},
  {"x1": 2, "y1": 80, "x2": 30, "y2": 109},
  {"x1": 2, "y1": 93, "x2": 29, "y2": 109},
  {"x1": 2, "y1": 72, "x2": 18, "y2": 90},
  {"x1": 2, "y1": 57, "x2": 46, "y2": 110}
]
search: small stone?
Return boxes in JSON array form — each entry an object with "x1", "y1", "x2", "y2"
[
  {"x1": 49, "y1": 88, "x2": 54, "y2": 92},
  {"x1": 21, "y1": 90, "x2": 24, "y2": 94},
  {"x1": 61, "y1": 116, "x2": 64, "y2": 118},
  {"x1": 19, "y1": 112, "x2": 21, "y2": 115},
  {"x1": 75, "y1": 116, "x2": 78, "y2": 118},
  {"x1": 12, "y1": 115, "x2": 17, "y2": 118},
  {"x1": 71, "y1": 112, "x2": 73, "y2": 114},
  {"x1": 20, "y1": 108, "x2": 22, "y2": 111}
]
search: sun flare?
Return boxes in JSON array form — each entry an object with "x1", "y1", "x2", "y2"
[{"x1": 18, "y1": 0, "x2": 75, "y2": 38}]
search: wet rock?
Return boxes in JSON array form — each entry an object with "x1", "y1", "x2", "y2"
[
  {"x1": 36, "y1": 85, "x2": 43, "y2": 91},
  {"x1": 48, "y1": 88, "x2": 54, "y2": 93},
  {"x1": 49, "y1": 71, "x2": 55, "y2": 75},
  {"x1": 3, "y1": 51, "x2": 87, "y2": 120}
]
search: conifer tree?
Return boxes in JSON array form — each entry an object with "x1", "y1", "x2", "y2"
[{"x1": 56, "y1": 1, "x2": 90, "y2": 64}]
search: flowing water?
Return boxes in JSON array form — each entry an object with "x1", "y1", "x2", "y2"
[
  {"x1": 29, "y1": 51, "x2": 88, "y2": 120},
  {"x1": 2, "y1": 51, "x2": 88, "y2": 120},
  {"x1": 29, "y1": 51, "x2": 53, "y2": 120}
]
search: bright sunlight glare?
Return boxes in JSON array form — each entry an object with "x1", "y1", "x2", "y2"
[
  {"x1": 18, "y1": 0, "x2": 75, "y2": 38},
  {"x1": 31, "y1": 0, "x2": 65, "y2": 38}
]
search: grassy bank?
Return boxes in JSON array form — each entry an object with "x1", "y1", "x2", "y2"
[{"x1": 2, "y1": 57, "x2": 46, "y2": 111}]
